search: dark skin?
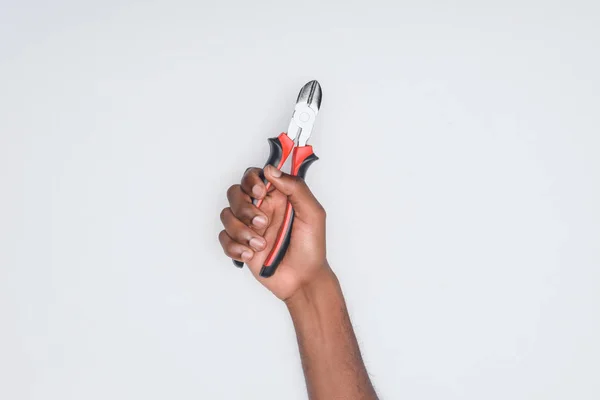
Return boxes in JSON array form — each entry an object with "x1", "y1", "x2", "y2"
[{"x1": 219, "y1": 165, "x2": 378, "y2": 399}]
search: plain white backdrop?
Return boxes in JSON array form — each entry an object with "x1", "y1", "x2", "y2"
[{"x1": 1, "y1": 1, "x2": 599, "y2": 399}]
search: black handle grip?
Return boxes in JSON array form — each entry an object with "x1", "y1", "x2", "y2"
[
  {"x1": 251, "y1": 136, "x2": 285, "y2": 206},
  {"x1": 259, "y1": 151, "x2": 319, "y2": 278},
  {"x1": 231, "y1": 136, "x2": 287, "y2": 268}
]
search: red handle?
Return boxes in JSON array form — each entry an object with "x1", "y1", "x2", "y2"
[{"x1": 260, "y1": 145, "x2": 319, "y2": 277}]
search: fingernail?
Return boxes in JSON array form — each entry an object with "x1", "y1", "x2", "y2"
[
  {"x1": 268, "y1": 165, "x2": 282, "y2": 178},
  {"x1": 252, "y1": 184, "x2": 263, "y2": 198},
  {"x1": 249, "y1": 237, "x2": 266, "y2": 250},
  {"x1": 252, "y1": 215, "x2": 267, "y2": 228},
  {"x1": 241, "y1": 250, "x2": 253, "y2": 262}
]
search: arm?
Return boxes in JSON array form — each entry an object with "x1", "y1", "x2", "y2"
[
  {"x1": 219, "y1": 165, "x2": 378, "y2": 399},
  {"x1": 286, "y1": 267, "x2": 378, "y2": 400}
]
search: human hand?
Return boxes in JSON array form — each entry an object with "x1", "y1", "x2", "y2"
[{"x1": 219, "y1": 165, "x2": 329, "y2": 300}]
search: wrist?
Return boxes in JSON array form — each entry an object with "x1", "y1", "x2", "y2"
[{"x1": 284, "y1": 263, "x2": 341, "y2": 311}]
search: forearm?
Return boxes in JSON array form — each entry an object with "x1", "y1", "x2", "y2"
[{"x1": 285, "y1": 265, "x2": 378, "y2": 400}]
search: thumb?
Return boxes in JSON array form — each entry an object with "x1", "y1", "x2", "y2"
[{"x1": 264, "y1": 165, "x2": 323, "y2": 220}]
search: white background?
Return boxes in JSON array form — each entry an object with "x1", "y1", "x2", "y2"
[{"x1": 1, "y1": 1, "x2": 599, "y2": 399}]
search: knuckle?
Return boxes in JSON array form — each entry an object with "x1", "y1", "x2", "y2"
[
  {"x1": 236, "y1": 206, "x2": 252, "y2": 223},
  {"x1": 218, "y1": 231, "x2": 230, "y2": 254},
  {"x1": 242, "y1": 168, "x2": 262, "y2": 184},
  {"x1": 224, "y1": 245, "x2": 236, "y2": 257},
  {"x1": 244, "y1": 167, "x2": 261, "y2": 177},
  {"x1": 230, "y1": 200, "x2": 253, "y2": 221},
  {"x1": 226, "y1": 185, "x2": 240, "y2": 200},
  {"x1": 235, "y1": 226, "x2": 251, "y2": 242},
  {"x1": 223, "y1": 245, "x2": 234, "y2": 257},
  {"x1": 219, "y1": 207, "x2": 230, "y2": 222}
]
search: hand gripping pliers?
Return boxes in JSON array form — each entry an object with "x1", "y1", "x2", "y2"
[{"x1": 233, "y1": 80, "x2": 322, "y2": 277}]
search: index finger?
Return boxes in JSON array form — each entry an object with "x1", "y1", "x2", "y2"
[{"x1": 241, "y1": 167, "x2": 267, "y2": 200}]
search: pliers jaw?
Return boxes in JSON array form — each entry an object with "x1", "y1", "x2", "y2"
[{"x1": 286, "y1": 80, "x2": 322, "y2": 147}]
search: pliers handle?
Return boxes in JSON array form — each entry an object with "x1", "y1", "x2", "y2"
[
  {"x1": 260, "y1": 133, "x2": 319, "y2": 277},
  {"x1": 233, "y1": 133, "x2": 319, "y2": 276}
]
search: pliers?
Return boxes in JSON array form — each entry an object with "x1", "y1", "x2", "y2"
[{"x1": 233, "y1": 80, "x2": 323, "y2": 277}]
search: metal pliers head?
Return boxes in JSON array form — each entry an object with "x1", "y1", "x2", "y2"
[{"x1": 287, "y1": 80, "x2": 322, "y2": 147}]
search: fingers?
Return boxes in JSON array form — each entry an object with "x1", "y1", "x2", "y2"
[
  {"x1": 263, "y1": 165, "x2": 325, "y2": 221},
  {"x1": 220, "y1": 207, "x2": 267, "y2": 252},
  {"x1": 241, "y1": 167, "x2": 267, "y2": 200},
  {"x1": 226, "y1": 184, "x2": 268, "y2": 229},
  {"x1": 218, "y1": 230, "x2": 253, "y2": 262}
]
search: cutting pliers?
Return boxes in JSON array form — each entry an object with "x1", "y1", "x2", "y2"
[{"x1": 233, "y1": 80, "x2": 323, "y2": 277}]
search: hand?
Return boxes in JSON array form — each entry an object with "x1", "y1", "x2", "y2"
[{"x1": 219, "y1": 165, "x2": 329, "y2": 300}]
